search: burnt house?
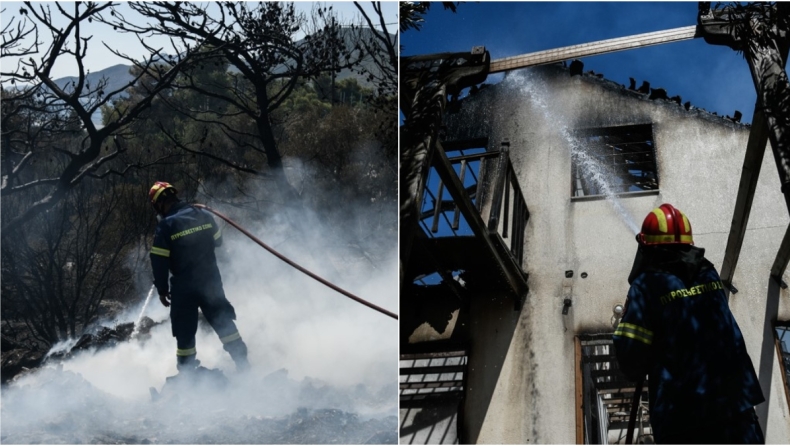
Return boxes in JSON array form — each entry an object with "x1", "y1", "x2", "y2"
[{"x1": 400, "y1": 60, "x2": 790, "y2": 444}]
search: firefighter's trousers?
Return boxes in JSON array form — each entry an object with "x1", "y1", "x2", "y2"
[
  {"x1": 169, "y1": 279, "x2": 249, "y2": 372},
  {"x1": 655, "y1": 407, "x2": 764, "y2": 444}
]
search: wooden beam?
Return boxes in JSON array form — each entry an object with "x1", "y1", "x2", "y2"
[
  {"x1": 432, "y1": 142, "x2": 487, "y2": 238},
  {"x1": 431, "y1": 141, "x2": 527, "y2": 299},
  {"x1": 597, "y1": 386, "x2": 639, "y2": 395},
  {"x1": 400, "y1": 365, "x2": 466, "y2": 375},
  {"x1": 719, "y1": 108, "x2": 769, "y2": 289},
  {"x1": 575, "y1": 337, "x2": 584, "y2": 445},
  {"x1": 400, "y1": 380, "x2": 465, "y2": 389},
  {"x1": 490, "y1": 26, "x2": 700, "y2": 73},
  {"x1": 401, "y1": 350, "x2": 467, "y2": 360},
  {"x1": 400, "y1": 395, "x2": 464, "y2": 408},
  {"x1": 771, "y1": 224, "x2": 790, "y2": 281},
  {"x1": 773, "y1": 324, "x2": 790, "y2": 420},
  {"x1": 720, "y1": 40, "x2": 789, "y2": 290}
]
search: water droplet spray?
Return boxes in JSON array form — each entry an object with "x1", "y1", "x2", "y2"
[
  {"x1": 507, "y1": 70, "x2": 640, "y2": 234},
  {"x1": 131, "y1": 285, "x2": 156, "y2": 339}
]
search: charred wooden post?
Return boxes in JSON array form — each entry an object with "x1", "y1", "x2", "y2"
[
  {"x1": 698, "y1": 2, "x2": 790, "y2": 284},
  {"x1": 399, "y1": 48, "x2": 491, "y2": 285},
  {"x1": 698, "y1": 2, "x2": 790, "y2": 436}
]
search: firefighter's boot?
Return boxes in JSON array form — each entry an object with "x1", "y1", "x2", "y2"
[
  {"x1": 223, "y1": 337, "x2": 250, "y2": 372},
  {"x1": 176, "y1": 353, "x2": 201, "y2": 374}
]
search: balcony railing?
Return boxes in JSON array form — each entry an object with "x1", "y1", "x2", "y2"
[
  {"x1": 419, "y1": 141, "x2": 490, "y2": 238},
  {"x1": 414, "y1": 139, "x2": 530, "y2": 304},
  {"x1": 480, "y1": 141, "x2": 529, "y2": 268}
]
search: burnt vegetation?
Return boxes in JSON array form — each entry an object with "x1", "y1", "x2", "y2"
[{"x1": 1, "y1": 1, "x2": 396, "y2": 381}]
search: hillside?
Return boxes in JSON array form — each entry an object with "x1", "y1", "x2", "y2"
[
  {"x1": 51, "y1": 27, "x2": 393, "y2": 127},
  {"x1": 53, "y1": 64, "x2": 134, "y2": 97}
]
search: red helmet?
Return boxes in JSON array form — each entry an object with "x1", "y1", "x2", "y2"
[
  {"x1": 637, "y1": 203, "x2": 693, "y2": 245},
  {"x1": 148, "y1": 181, "x2": 177, "y2": 205}
]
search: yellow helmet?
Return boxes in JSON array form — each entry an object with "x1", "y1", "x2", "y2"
[
  {"x1": 148, "y1": 181, "x2": 177, "y2": 205},
  {"x1": 637, "y1": 203, "x2": 693, "y2": 245}
]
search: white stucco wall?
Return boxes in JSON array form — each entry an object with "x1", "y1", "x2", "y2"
[{"x1": 447, "y1": 65, "x2": 790, "y2": 444}]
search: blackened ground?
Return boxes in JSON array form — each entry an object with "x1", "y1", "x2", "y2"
[{"x1": 2, "y1": 316, "x2": 162, "y2": 384}]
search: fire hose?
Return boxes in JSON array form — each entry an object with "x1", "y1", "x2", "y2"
[{"x1": 193, "y1": 204, "x2": 398, "y2": 320}]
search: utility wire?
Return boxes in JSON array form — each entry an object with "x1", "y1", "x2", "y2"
[{"x1": 194, "y1": 204, "x2": 398, "y2": 320}]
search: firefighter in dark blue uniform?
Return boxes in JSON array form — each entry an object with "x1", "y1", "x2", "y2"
[
  {"x1": 614, "y1": 203, "x2": 764, "y2": 444},
  {"x1": 148, "y1": 181, "x2": 249, "y2": 373}
]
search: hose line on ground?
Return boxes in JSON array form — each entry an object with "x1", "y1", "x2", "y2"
[{"x1": 194, "y1": 204, "x2": 398, "y2": 320}]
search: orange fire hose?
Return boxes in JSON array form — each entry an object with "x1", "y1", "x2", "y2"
[{"x1": 194, "y1": 204, "x2": 398, "y2": 320}]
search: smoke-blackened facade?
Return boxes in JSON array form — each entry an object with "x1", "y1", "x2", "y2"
[{"x1": 401, "y1": 63, "x2": 790, "y2": 444}]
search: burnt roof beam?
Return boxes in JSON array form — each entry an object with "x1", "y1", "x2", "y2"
[{"x1": 489, "y1": 26, "x2": 700, "y2": 73}]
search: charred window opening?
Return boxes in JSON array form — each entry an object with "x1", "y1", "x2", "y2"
[
  {"x1": 775, "y1": 322, "x2": 790, "y2": 412},
  {"x1": 577, "y1": 335, "x2": 652, "y2": 444},
  {"x1": 571, "y1": 124, "x2": 658, "y2": 199}
]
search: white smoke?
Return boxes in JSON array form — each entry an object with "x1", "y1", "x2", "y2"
[{"x1": 1, "y1": 171, "x2": 398, "y2": 443}]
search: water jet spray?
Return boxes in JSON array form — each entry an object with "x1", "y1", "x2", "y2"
[
  {"x1": 507, "y1": 71, "x2": 640, "y2": 234},
  {"x1": 131, "y1": 285, "x2": 156, "y2": 339}
]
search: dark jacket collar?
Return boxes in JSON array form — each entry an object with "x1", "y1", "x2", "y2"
[
  {"x1": 165, "y1": 200, "x2": 188, "y2": 218},
  {"x1": 628, "y1": 244, "x2": 712, "y2": 286}
]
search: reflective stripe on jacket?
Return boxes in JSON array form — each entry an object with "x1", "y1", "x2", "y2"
[{"x1": 613, "y1": 245, "x2": 764, "y2": 435}]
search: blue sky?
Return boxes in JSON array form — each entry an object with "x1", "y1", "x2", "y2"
[{"x1": 401, "y1": 2, "x2": 757, "y2": 123}]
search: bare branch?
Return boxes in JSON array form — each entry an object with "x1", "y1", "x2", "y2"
[
  {"x1": 155, "y1": 121, "x2": 268, "y2": 177},
  {"x1": 1, "y1": 1, "x2": 202, "y2": 234},
  {"x1": 113, "y1": 1, "x2": 364, "y2": 196}
]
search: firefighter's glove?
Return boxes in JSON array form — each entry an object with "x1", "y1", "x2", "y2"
[{"x1": 159, "y1": 292, "x2": 171, "y2": 307}]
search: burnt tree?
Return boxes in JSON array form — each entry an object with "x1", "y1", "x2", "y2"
[
  {"x1": 1, "y1": 178, "x2": 149, "y2": 348},
  {"x1": 0, "y1": 1, "x2": 202, "y2": 234},
  {"x1": 109, "y1": 2, "x2": 365, "y2": 201},
  {"x1": 352, "y1": 2, "x2": 398, "y2": 158}
]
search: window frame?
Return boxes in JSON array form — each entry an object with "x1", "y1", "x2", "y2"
[{"x1": 570, "y1": 123, "x2": 660, "y2": 202}]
